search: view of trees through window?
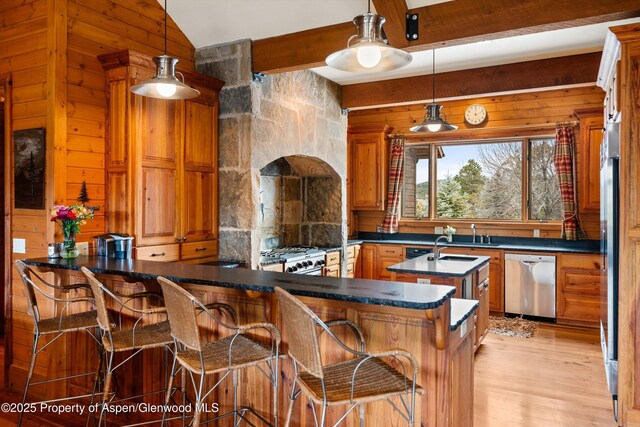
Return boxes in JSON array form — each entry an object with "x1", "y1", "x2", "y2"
[{"x1": 402, "y1": 139, "x2": 562, "y2": 221}]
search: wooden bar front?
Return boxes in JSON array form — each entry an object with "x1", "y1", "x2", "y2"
[{"x1": 10, "y1": 267, "x2": 474, "y2": 427}]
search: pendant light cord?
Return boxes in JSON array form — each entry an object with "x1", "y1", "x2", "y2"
[
  {"x1": 432, "y1": 48, "x2": 436, "y2": 104},
  {"x1": 367, "y1": 0, "x2": 371, "y2": 14},
  {"x1": 164, "y1": 0, "x2": 167, "y2": 55}
]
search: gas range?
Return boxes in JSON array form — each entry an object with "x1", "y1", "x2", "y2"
[{"x1": 261, "y1": 246, "x2": 326, "y2": 275}]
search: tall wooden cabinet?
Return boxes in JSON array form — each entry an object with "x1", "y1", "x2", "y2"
[
  {"x1": 348, "y1": 125, "x2": 391, "y2": 211},
  {"x1": 575, "y1": 108, "x2": 604, "y2": 213},
  {"x1": 99, "y1": 50, "x2": 224, "y2": 263}
]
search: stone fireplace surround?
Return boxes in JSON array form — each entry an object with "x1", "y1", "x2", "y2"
[{"x1": 196, "y1": 40, "x2": 348, "y2": 268}]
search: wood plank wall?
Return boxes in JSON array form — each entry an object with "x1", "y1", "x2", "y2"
[
  {"x1": 66, "y1": 0, "x2": 195, "y2": 243},
  {"x1": 348, "y1": 86, "x2": 605, "y2": 240},
  {"x1": 1, "y1": 0, "x2": 196, "y2": 395}
]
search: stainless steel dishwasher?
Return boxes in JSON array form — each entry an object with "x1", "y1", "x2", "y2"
[{"x1": 504, "y1": 253, "x2": 556, "y2": 319}]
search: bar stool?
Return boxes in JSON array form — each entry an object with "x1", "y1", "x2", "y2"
[
  {"x1": 14, "y1": 260, "x2": 102, "y2": 427},
  {"x1": 80, "y1": 266, "x2": 175, "y2": 426},
  {"x1": 274, "y1": 287, "x2": 424, "y2": 427},
  {"x1": 156, "y1": 276, "x2": 282, "y2": 427}
]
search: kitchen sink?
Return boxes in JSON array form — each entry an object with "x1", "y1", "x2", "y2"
[{"x1": 437, "y1": 255, "x2": 478, "y2": 262}]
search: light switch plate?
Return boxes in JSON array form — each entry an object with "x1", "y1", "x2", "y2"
[
  {"x1": 417, "y1": 278, "x2": 431, "y2": 284},
  {"x1": 533, "y1": 229, "x2": 540, "y2": 238},
  {"x1": 434, "y1": 226, "x2": 444, "y2": 234},
  {"x1": 13, "y1": 238, "x2": 26, "y2": 254},
  {"x1": 77, "y1": 242, "x2": 89, "y2": 256}
]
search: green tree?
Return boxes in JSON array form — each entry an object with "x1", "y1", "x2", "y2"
[
  {"x1": 454, "y1": 159, "x2": 484, "y2": 195},
  {"x1": 437, "y1": 177, "x2": 469, "y2": 218}
]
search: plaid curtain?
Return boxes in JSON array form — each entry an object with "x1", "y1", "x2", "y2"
[
  {"x1": 379, "y1": 137, "x2": 405, "y2": 234},
  {"x1": 553, "y1": 125, "x2": 585, "y2": 240}
]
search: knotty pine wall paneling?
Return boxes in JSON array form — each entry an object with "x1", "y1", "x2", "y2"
[
  {"x1": 349, "y1": 86, "x2": 605, "y2": 240},
  {"x1": 2, "y1": 0, "x2": 197, "y2": 397},
  {"x1": 66, "y1": 0, "x2": 195, "y2": 243}
]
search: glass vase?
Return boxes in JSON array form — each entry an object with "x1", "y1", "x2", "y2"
[{"x1": 61, "y1": 228, "x2": 79, "y2": 259}]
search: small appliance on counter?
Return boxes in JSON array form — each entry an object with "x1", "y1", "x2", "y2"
[{"x1": 94, "y1": 233, "x2": 134, "y2": 259}]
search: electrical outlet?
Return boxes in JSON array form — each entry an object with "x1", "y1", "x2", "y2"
[
  {"x1": 533, "y1": 229, "x2": 540, "y2": 238},
  {"x1": 13, "y1": 238, "x2": 26, "y2": 254},
  {"x1": 460, "y1": 319, "x2": 468, "y2": 337},
  {"x1": 434, "y1": 226, "x2": 444, "y2": 234},
  {"x1": 77, "y1": 242, "x2": 89, "y2": 256},
  {"x1": 417, "y1": 278, "x2": 431, "y2": 284}
]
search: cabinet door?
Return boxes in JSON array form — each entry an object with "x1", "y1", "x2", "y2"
[
  {"x1": 181, "y1": 100, "x2": 218, "y2": 243},
  {"x1": 360, "y1": 244, "x2": 376, "y2": 279},
  {"x1": 139, "y1": 97, "x2": 181, "y2": 167},
  {"x1": 138, "y1": 167, "x2": 179, "y2": 246},
  {"x1": 577, "y1": 111, "x2": 604, "y2": 212},
  {"x1": 475, "y1": 279, "x2": 489, "y2": 348},
  {"x1": 351, "y1": 133, "x2": 386, "y2": 210}
]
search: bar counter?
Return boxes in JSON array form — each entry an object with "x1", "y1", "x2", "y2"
[{"x1": 19, "y1": 256, "x2": 475, "y2": 427}]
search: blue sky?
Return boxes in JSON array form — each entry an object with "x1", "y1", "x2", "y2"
[{"x1": 416, "y1": 145, "x2": 481, "y2": 183}]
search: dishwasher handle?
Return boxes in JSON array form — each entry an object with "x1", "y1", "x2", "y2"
[{"x1": 505, "y1": 253, "x2": 556, "y2": 264}]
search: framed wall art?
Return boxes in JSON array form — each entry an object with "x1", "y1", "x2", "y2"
[{"x1": 14, "y1": 128, "x2": 45, "y2": 210}]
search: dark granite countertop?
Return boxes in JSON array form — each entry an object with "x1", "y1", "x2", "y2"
[
  {"x1": 23, "y1": 256, "x2": 456, "y2": 310},
  {"x1": 387, "y1": 254, "x2": 490, "y2": 277},
  {"x1": 317, "y1": 240, "x2": 364, "y2": 253},
  {"x1": 450, "y1": 298, "x2": 479, "y2": 331},
  {"x1": 356, "y1": 232, "x2": 599, "y2": 254}
]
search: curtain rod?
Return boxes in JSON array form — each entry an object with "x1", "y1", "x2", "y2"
[{"x1": 389, "y1": 121, "x2": 579, "y2": 139}]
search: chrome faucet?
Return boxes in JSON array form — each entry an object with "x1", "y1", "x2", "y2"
[
  {"x1": 431, "y1": 235, "x2": 449, "y2": 260},
  {"x1": 471, "y1": 223, "x2": 476, "y2": 243}
]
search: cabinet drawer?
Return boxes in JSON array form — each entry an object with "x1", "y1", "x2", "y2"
[
  {"x1": 326, "y1": 251, "x2": 341, "y2": 266},
  {"x1": 135, "y1": 244, "x2": 180, "y2": 262},
  {"x1": 559, "y1": 295, "x2": 600, "y2": 323},
  {"x1": 261, "y1": 263, "x2": 284, "y2": 273},
  {"x1": 476, "y1": 264, "x2": 489, "y2": 285},
  {"x1": 558, "y1": 253, "x2": 601, "y2": 271},
  {"x1": 346, "y1": 261, "x2": 355, "y2": 277},
  {"x1": 561, "y1": 272, "x2": 601, "y2": 296},
  {"x1": 377, "y1": 245, "x2": 403, "y2": 257},
  {"x1": 324, "y1": 265, "x2": 340, "y2": 277},
  {"x1": 346, "y1": 245, "x2": 356, "y2": 259},
  {"x1": 181, "y1": 240, "x2": 218, "y2": 260}
]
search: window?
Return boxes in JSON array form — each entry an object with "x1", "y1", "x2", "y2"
[
  {"x1": 401, "y1": 137, "x2": 561, "y2": 222},
  {"x1": 402, "y1": 146, "x2": 430, "y2": 218},
  {"x1": 529, "y1": 139, "x2": 562, "y2": 220}
]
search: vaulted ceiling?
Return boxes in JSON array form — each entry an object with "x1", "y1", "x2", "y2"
[{"x1": 164, "y1": 0, "x2": 640, "y2": 86}]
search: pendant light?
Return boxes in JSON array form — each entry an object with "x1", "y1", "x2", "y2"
[
  {"x1": 130, "y1": 0, "x2": 200, "y2": 100},
  {"x1": 325, "y1": 0, "x2": 412, "y2": 73},
  {"x1": 410, "y1": 49, "x2": 457, "y2": 133}
]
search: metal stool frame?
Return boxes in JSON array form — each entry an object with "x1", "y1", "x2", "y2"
[
  {"x1": 14, "y1": 260, "x2": 103, "y2": 427},
  {"x1": 157, "y1": 276, "x2": 281, "y2": 427}
]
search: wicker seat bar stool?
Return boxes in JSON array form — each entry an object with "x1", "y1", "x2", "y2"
[
  {"x1": 81, "y1": 266, "x2": 178, "y2": 426},
  {"x1": 274, "y1": 287, "x2": 424, "y2": 427},
  {"x1": 157, "y1": 276, "x2": 282, "y2": 427},
  {"x1": 14, "y1": 260, "x2": 103, "y2": 427}
]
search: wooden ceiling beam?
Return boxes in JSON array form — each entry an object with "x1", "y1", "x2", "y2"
[
  {"x1": 252, "y1": 0, "x2": 640, "y2": 74},
  {"x1": 341, "y1": 52, "x2": 602, "y2": 109},
  {"x1": 371, "y1": 0, "x2": 409, "y2": 48}
]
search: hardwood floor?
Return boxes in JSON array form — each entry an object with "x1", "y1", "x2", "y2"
[
  {"x1": 0, "y1": 326, "x2": 617, "y2": 426},
  {"x1": 475, "y1": 324, "x2": 617, "y2": 427}
]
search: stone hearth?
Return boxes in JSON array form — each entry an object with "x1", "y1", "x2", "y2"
[{"x1": 196, "y1": 40, "x2": 348, "y2": 268}]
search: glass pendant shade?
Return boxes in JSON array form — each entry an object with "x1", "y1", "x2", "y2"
[
  {"x1": 130, "y1": 56, "x2": 200, "y2": 100},
  {"x1": 326, "y1": 13, "x2": 412, "y2": 73},
  {"x1": 410, "y1": 104, "x2": 458, "y2": 133}
]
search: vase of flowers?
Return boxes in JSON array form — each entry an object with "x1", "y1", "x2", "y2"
[
  {"x1": 50, "y1": 205, "x2": 94, "y2": 259},
  {"x1": 444, "y1": 225, "x2": 456, "y2": 242}
]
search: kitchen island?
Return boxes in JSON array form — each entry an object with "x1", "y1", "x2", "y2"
[
  {"x1": 388, "y1": 254, "x2": 490, "y2": 349},
  {"x1": 19, "y1": 256, "x2": 477, "y2": 427}
]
